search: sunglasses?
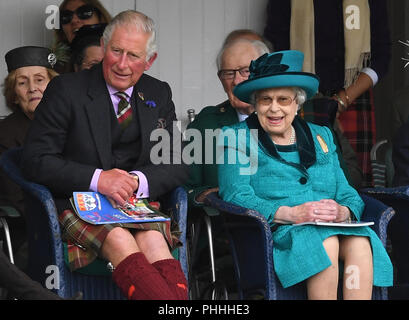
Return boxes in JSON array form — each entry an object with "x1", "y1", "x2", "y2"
[{"x1": 60, "y1": 5, "x2": 98, "y2": 25}]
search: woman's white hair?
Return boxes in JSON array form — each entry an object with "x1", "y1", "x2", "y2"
[
  {"x1": 102, "y1": 10, "x2": 157, "y2": 61},
  {"x1": 250, "y1": 87, "x2": 307, "y2": 110}
]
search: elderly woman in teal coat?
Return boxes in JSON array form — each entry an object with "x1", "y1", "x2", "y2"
[{"x1": 217, "y1": 50, "x2": 393, "y2": 299}]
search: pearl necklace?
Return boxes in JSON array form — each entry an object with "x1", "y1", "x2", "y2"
[
  {"x1": 289, "y1": 125, "x2": 296, "y2": 144},
  {"x1": 272, "y1": 126, "x2": 296, "y2": 145}
]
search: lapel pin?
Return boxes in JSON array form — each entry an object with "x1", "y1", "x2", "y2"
[{"x1": 316, "y1": 135, "x2": 328, "y2": 153}]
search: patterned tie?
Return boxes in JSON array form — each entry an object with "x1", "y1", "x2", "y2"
[{"x1": 115, "y1": 91, "x2": 132, "y2": 129}]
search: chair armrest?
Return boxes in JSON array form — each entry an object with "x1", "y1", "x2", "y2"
[
  {"x1": 203, "y1": 192, "x2": 273, "y2": 245},
  {"x1": 0, "y1": 147, "x2": 67, "y2": 296},
  {"x1": 359, "y1": 193, "x2": 395, "y2": 247},
  {"x1": 361, "y1": 186, "x2": 409, "y2": 202},
  {"x1": 204, "y1": 192, "x2": 267, "y2": 222}
]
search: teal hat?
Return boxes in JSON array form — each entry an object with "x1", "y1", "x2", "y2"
[{"x1": 233, "y1": 50, "x2": 319, "y2": 103}]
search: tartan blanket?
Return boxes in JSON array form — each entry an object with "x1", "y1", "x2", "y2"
[{"x1": 59, "y1": 206, "x2": 182, "y2": 271}]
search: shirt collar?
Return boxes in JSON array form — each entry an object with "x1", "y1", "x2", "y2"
[
  {"x1": 106, "y1": 83, "x2": 134, "y2": 100},
  {"x1": 236, "y1": 110, "x2": 249, "y2": 122}
]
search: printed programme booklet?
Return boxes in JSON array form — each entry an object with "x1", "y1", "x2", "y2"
[
  {"x1": 70, "y1": 192, "x2": 170, "y2": 225},
  {"x1": 294, "y1": 221, "x2": 374, "y2": 227}
]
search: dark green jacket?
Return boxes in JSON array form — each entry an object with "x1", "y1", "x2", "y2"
[{"x1": 183, "y1": 101, "x2": 239, "y2": 206}]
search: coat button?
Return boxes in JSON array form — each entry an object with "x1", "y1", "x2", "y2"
[{"x1": 299, "y1": 177, "x2": 307, "y2": 185}]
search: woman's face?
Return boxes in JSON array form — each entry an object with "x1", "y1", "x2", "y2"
[
  {"x1": 14, "y1": 66, "x2": 51, "y2": 119},
  {"x1": 62, "y1": 0, "x2": 101, "y2": 43},
  {"x1": 255, "y1": 87, "x2": 298, "y2": 143}
]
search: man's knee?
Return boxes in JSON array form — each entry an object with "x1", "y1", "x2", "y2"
[
  {"x1": 101, "y1": 227, "x2": 139, "y2": 264},
  {"x1": 134, "y1": 230, "x2": 173, "y2": 262},
  {"x1": 134, "y1": 230, "x2": 166, "y2": 247}
]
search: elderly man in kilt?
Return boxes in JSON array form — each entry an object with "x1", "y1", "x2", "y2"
[{"x1": 21, "y1": 10, "x2": 188, "y2": 300}]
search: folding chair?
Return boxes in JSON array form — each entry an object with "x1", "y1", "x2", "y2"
[
  {"x1": 361, "y1": 185, "x2": 409, "y2": 299},
  {"x1": 0, "y1": 205, "x2": 20, "y2": 264}
]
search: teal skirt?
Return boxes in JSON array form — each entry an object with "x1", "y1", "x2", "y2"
[{"x1": 272, "y1": 224, "x2": 393, "y2": 288}]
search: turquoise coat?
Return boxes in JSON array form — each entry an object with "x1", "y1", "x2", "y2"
[{"x1": 218, "y1": 113, "x2": 393, "y2": 288}]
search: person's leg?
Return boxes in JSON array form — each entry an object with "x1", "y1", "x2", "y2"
[
  {"x1": 101, "y1": 227, "x2": 176, "y2": 300},
  {"x1": 100, "y1": 226, "x2": 140, "y2": 266},
  {"x1": 135, "y1": 230, "x2": 188, "y2": 299},
  {"x1": 306, "y1": 236, "x2": 339, "y2": 300},
  {"x1": 0, "y1": 248, "x2": 62, "y2": 300},
  {"x1": 339, "y1": 236, "x2": 373, "y2": 300}
]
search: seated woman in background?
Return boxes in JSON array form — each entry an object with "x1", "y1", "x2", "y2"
[
  {"x1": 0, "y1": 46, "x2": 58, "y2": 249},
  {"x1": 52, "y1": 0, "x2": 111, "y2": 73},
  {"x1": 70, "y1": 23, "x2": 106, "y2": 72},
  {"x1": 217, "y1": 50, "x2": 393, "y2": 299}
]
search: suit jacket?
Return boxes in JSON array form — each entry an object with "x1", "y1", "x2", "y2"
[
  {"x1": 21, "y1": 64, "x2": 188, "y2": 212},
  {"x1": 0, "y1": 109, "x2": 31, "y2": 215},
  {"x1": 391, "y1": 88, "x2": 409, "y2": 138},
  {"x1": 392, "y1": 119, "x2": 409, "y2": 187},
  {"x1": 183, "y1": 100, "x2": 239, "y2": 206}
]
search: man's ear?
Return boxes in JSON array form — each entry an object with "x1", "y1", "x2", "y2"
[{"x1": 144, "y1": 52, "x2": 157, "y2": 71}]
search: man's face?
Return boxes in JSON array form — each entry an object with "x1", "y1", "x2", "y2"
[
  {"x1": 219, "y1": 41, "x2": 261, "y2": 114},
  {"x1": 102, "y1": 25, "x2": 156, "y2": 91}
]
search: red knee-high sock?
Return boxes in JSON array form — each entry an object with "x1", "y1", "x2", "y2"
[
  {"x1": 152, "y1": 259, "x2": 188, "y2": 300},
  {"x1": 112, "y1": 252, "x2": 176, "y2": 300}
]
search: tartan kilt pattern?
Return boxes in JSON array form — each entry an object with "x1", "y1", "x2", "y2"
[
  {"x1": 59, "y1": 209, "x2": 182, "y2": 271},
  {"x1": 338, "y1": 89, "x2": 376, "y2": 188}
]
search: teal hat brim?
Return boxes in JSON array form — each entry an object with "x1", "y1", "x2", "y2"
[{"x1": 234, "y1": 72, "x2": 320, "y2": 103}]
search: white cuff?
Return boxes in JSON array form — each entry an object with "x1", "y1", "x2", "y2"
[{"x1": 361, "y1": 67, "x2": 378, "y2": 87}]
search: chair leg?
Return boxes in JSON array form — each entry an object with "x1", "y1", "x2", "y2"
[
  {"x1": 0, "y1": 218, "x2": 14, "y2": 264},
  {"x1": 203, "y1": 215, "x2": 228, "y2": 300},
  {"x1": 203, "y1": 215, "x2": 216, "y2": 285}
]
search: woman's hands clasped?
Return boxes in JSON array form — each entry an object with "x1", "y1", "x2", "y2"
[{"x1": 275, "y1": 199, "x2": 351, "y2": 224}]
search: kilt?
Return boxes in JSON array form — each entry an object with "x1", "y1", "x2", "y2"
[
  {"x1": 59, "y1": 208, "x2": 182, "y2": 271},
  {"x1": 338, "y1": 89, "x2": 376, "y2": 188}
]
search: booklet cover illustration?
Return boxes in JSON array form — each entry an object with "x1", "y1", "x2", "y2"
[{"x1": 71, "y1": 192, "x2": 170, "y2": 225}]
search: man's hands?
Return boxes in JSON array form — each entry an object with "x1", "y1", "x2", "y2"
[{"x1": 98, "y1": 169, "x2": 139, "y2": 206}]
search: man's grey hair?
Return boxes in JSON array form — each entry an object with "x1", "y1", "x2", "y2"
[
  {"x1": 216, "y1": 39, "x2": 270, "y2": 71},
  {"x1": 250, "y1": 87, "x2": 307, "y2": 110},
  {"x1": 102, "y1": 10, "x2": 157, "y2": 60}
]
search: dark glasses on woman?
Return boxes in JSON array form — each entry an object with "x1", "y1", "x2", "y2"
[{"x1": 60, "y1": 5, "x2": 98, "y2": 25}]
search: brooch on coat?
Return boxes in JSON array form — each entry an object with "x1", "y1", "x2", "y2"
[
  {"x1": 316, "y1": 135, "x2": 328, "y2": 153},
  {"x1": 157, "y1": 118, "x2": 166, "y2": 129},
  {"x1": 137, "y1": 92, "x2": 156, "y2": 108}
]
